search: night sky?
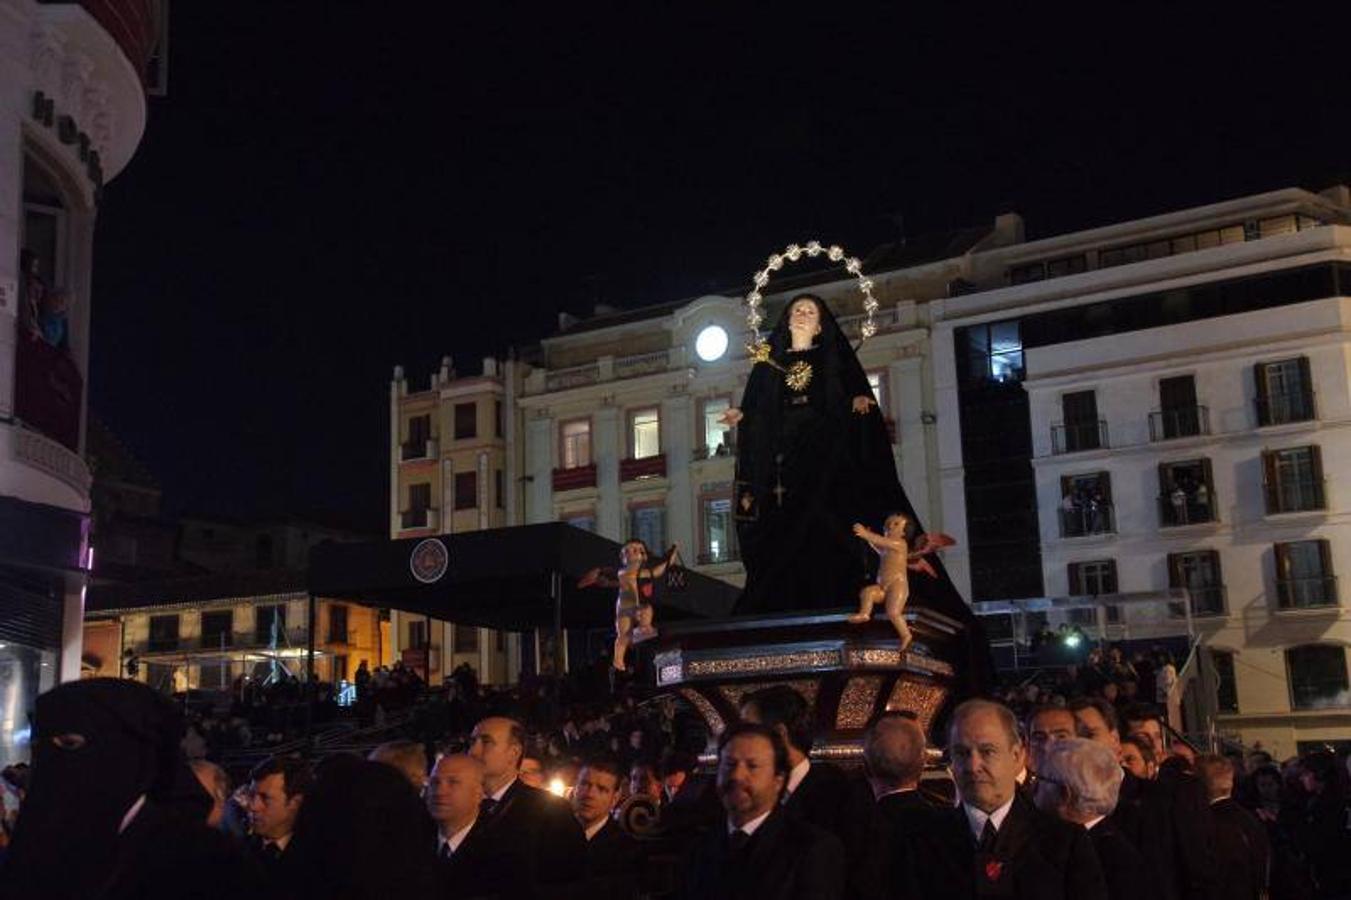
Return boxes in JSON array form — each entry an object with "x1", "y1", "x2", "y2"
[{"x1": 88, "y1": 9, "x2": 1351, "y2": 530}]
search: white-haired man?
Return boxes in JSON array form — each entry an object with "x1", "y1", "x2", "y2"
[{"x1": 1033, "y1": 738, "x2": 1158, "y2": 900}]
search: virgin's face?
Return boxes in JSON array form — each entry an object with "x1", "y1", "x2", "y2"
[{"x1": 787, "y1": 299, "x2": 822, "y2": 338}]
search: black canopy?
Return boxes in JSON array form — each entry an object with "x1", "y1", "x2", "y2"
[{"x1": 307, "y1": 523, "x2": 740, "y2": 632}]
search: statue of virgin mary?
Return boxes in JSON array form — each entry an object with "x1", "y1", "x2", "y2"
[{"x1": 724, "y1": 292, "x2": 970, "y2": 625}]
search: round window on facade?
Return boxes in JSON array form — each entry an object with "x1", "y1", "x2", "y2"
[{"x1": 695, "y1": 324, "x2": 729, "y2": 362}]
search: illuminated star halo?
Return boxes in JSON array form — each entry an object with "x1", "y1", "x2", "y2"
[{"x1": 744, "y1": 241, "x2": 879, "y2": 342}]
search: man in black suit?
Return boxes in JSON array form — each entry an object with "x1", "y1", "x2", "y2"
[
  {"x1": 245, "y1": 754, "x2": 312, "y2": 889},
  {"x1": 427, "y1": 753, "x2": 492, "y2": 900},
  {"x1": 1121, "y1": 704, "x2": 1219, "y2": 900},
  {"x1": 681, "y1": 722, "x2": 845, "y2": 900},
  {"x1": 658, "y1": 751, "x2": 721, "y2": 845},
  {"x1": 862, "y1": 710, "x2": 944, "y2": 899},
  {"x1": 1033, "y1": 737, "x2": 1159, "y2": 900},
  {"x1": 741, "y1": 684, "x2": 876, "y2": 896},
  {"x1": 468, "y1": 715, "x2": 587, "y2": 898},
  {"x1": 922, "y1": 699, "x2": 1108, "y2": 900},
  {"x1": 571, "y1": 756, "x2": 642, "y2": 900},
  {"x1": 1195, "y1": 754, "x2": 1268, "y2": 900}
]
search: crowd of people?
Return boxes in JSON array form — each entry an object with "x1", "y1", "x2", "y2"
[{"x1": 4, "y1": 672, "x2": 1351, "y2": 899}]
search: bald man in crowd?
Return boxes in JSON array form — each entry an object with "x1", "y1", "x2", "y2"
[
  {"x1": 1196, "y1": 753, "x2": 1268, "y2": 900},
  {"x1": 862, "y1": 711, "x2": 941, "y2": 899},
  {"x1": 368, "y1": 739, "x2": 428, "y2": 793},
  {"x1": 426, "y1": 753, "x2": 492, "y2": 899}
]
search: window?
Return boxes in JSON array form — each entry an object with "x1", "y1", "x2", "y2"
[
  {"x1": 867, "y1": 371, "x2": 888, "y2": 416},
  {"x1": 328, "y1": 604, "x2": 349, "y2": 644},
  {"x1": 404, "y1": 482, "x2": 432, "y2": 528},
  {"x1": 454, "y1": 402, "x2": 477, "y2": 440},
  {"x1": 701, "y1": 496, "x2": 736, "y2": 563},
  {"x1": 1152, "y1": 375, "x2": 1205, "y2": 440},
  {"x1": 408, "y1": 414, "x2": 431, "y2": 445},
  {"x1": 1055, "y1": 391, "x2": 1103, "y2": 453},
  {"x1": 1158, "y1": 459, "x2": 1215, "y2": 526},
  {"x1": 198, "y1": 660, "x2": 230, "y2": 690},
  {"x1": 256, "y1": 605, "x2": 286, "y2": 645},
  {"x1": 1058, "y1": 472, "x2": 1113, "y2": 537},
  {"x1": 454, "y1": 625, "x2": 480, "y2": 653},
  {"x1": 562, "y1": 510, "x2": 595, "y2": 532},
  {"x1": 1263, "y1": 446, "x2": 1325, "y2": 513},
  {"x1": 701, "y1": 398, "x2": 733, "y2": 458},
  {"x1": 200, "y1": 610, "x2": 233, "y2": 649},
  {"x1": 1168, "y1": 550, "x2": 1225, "y2": 617},
  {"x1": 962, "y1": 321, "x2": 1024, "y2": 385},
  {"x1": 407, "y1": 619, "x2": 428, "y2": 649},
  {"x1": 495, "y1": 400, "x2": 503, "y2": 438},
  {"x1": 148, "y1": 615, "x2": 180, "y2": 652},
  {"x1": 1275, "y1": 540, "x2": 1337, "y2": 609},
  {"x1": 1068, "y1": 560, "x2": 1117, "y2": 595},
  {"x1": 1287, "y1": 645, "x2": 1350, "y2": 710},
  {"x1": 631, "y1": 408, "x2": 660, "y2": 459},
  {"x1": 629, "y1": 505, "x2": 666, "y2": 554},
  {"x1": 1212, "y1": 650, "x2": 1238, "y2": 713},
  {"x1": 495, "y1": 469, "x2": 504, "y2": 509},
  {"x1": 333, "y1": 655, "x2": 348, "y2": 682},
  {"x1": 1256, "y1": 357, "x2": 1315, "y2": 425},
  {"x1": 454, "y1": 471, "x2": 477, "y2": 510},
  {"x1": 561, "y1": 419, "x2": 591, "y2": 469}
]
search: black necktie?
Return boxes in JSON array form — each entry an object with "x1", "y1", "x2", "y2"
[
  {"x1": 978, "y1": 819, "x2": 998, "y2": 853},
  {"x1": 440, "y1": 842, "x2": 453, "y2": 859},
  {"x1": 479, "y1": 797, "x2": 498, "y2": 819},
  {"x1": 263, "y1": 841, "x2": 282, "y2": 861},
  {"x1": 729, "y1": 829, "x2": 750, "y2": 853}
]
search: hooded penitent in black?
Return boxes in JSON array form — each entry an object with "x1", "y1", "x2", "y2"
[
  {"x1": 0, "y1": 678, "x2": 260, "y2": 900},
  {"x1": 733, "y1": 294, "x2": 973, "y2": 629}
]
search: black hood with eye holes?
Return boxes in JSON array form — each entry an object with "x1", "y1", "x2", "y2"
[{"x1": 0, "y1": 678, "x2": 210, "y2": 900}]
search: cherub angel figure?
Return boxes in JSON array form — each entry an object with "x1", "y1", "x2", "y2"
[
  {"x1": 579, "y1": 540, "x2": 678, "y2": 672},
  {"x1": 848, "y1": 515, "x2": 955, "y2": 652}
]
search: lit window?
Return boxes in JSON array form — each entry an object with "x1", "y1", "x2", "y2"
[
  {"x1": 701, "y1": 497, "x2": 735, "y2": 563},
  {"x1": 632, "y1": 409, "x2": 660, "y2": 459},
  {"x1": 866, "y1": 371, "x2": 888, "y2": 415},
  {"x1": 702, "y1": 398, "x2": 732, "y2": 457},
  {"x1": 561, "y1": 420, "x2": 591, "y2": 469}
]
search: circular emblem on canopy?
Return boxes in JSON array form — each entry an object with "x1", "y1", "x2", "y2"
[{"x1": 409, "y1": 538, "x2": 449, "y2": 584}]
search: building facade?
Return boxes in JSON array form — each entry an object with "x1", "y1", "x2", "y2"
[
  {"x1": 389, "y1": 356, "x2": 518, "y2": 684},
  {"x1": 931, "y1": 186, "x2": 1351, "y2": 756},
  {"x1": 84, "y1": 570, "x2": 387, "y2": 691},
  {"x1": 0, "y1": 0, "x2": 163, "y2": 767}
]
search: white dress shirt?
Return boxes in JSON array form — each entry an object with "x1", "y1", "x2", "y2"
[
  {"x1": 963, "y1": 796, "x2": 1014, "y2": 844},
  {"x1": 728, "y1": 807, "x2": 773, "y2": 838},
  {"x1": 784, "y1": 758, "x2": 811, "y2": 799},
  {"x1": 490, "y1": 777, "x2": 516, "y2": 803},
  {"x1": 439, "y1": 817, "x2": 477, "y2": 856}
]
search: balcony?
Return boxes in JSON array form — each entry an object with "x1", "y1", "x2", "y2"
[
  {"x1": 552, "y1": 464, "x2": 597, "y2": 492},
  {"x1": 1169, "y1": 586, "x2": 1227, "y2": 618},
  {"x1": 693, "y1": 442, "x2": 736, "y2": 462},
  {"x1": 14, "y1": 330, "x2": 84, "y2": 452},
  {"x1": 1256, "y1": 390, "x2": 1316, "y2": 427},
  {"x1": 1265, "y1": 478, "x2": 1326, "y2": 515},
  {"x1": 1277, "y1": 576, "x2": 1339, "y2": 610},
  {"x1": 1148, "y1": 407, "x2": 1209, "y2": 442},
  {"x1": 401, "y1": 439, "x2": 438, "y2": 462},
  {"x1": 1051, "y1": 420, "x2": 1108, "y2": 455},
  {"x1": 400, "y1": 507, "x2": 439, "y2": 531},
  {"x1": 620, "y1": 454, "x2": 667, "y2": 482},
  {"x1": 1059, "y1": 503, "x2": 1114, "y2": 538},
  {"x1": 1158, "y1": 493, "x2": 1216, "y2": 527},
  {"x1": 199, "y1": 633, "x2": 234, "y2": 650}
]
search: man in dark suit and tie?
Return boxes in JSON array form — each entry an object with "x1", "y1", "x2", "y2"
[
  {"x1": 1195, "y1": 754, "x2": 1268, "y2": 900},
  {"x1": 923, "y1": 699, "x2": 1108, "y2": 900},
  {"x1": 741, "y1": 684, "x2": 876, "y2": 897},
  {"x1": 468, "y1": 715, "x2": 587, "y2": 898},
  {"x1": 1033, "y1": 737, "x2": 1159, "y2": 900},
  {"x1": 426, "y1": 753, "x2": 491, "y2": 900},
  {"x1": 245, "y1": 754, "x2": 312, "y2": 890},
  {"x1": 862, "y1": 710, "x2": 944, "y2": 899},
  {"x1": 571, "y1": 755, "x2": 642, "y2": 900},
  {"x1": 681, "y1": 722, "x2": 845, "y2": 900}
]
